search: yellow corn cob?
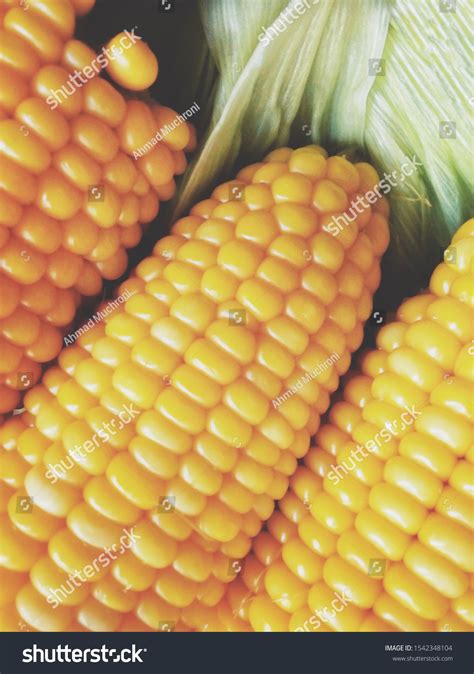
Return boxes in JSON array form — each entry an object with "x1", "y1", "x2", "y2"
[
  {"x1": 0, "y1": 145, "x2": 389, "y2": 632},
  {"x1": 0, "y1": 0, "x2": 194, "y2": 414},
  {"x1": 214, "y1": 219, "x2": 473, "y2": 633}
]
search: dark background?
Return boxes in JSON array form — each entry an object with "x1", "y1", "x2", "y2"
[
  {"x1": 77, "y1": 0, "x2": 206, "y2": 113},
  {"x1": 74, "y1": 0, "x2": 439, "y2": 317},
  {"x1": 74, "y1": 0, "x2": 214, "y2": 308}
]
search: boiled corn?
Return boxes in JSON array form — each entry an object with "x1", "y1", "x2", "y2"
[
  {"x1": 216, "y1": 220, "x2": 473, "y2": 633},
  {"x1": 0, "y1": 145, "x2": 390, "y2": 631},
  {"x1": 0, "y1": 0, "x2": 194, "y2": 413}
]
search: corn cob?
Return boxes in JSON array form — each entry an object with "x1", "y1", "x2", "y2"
[
  {"x1": 215, "y1": 219, "x2": 473, "y2": 633},
  {"x1": 0, "y1": 0, "x2": 195, "y2": 414},
  {"x1": 0, "y1": 145, "x2": 389, "y2": 631}
]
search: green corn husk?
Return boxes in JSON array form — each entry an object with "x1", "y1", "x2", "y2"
[{"x1": 170, "y1": 0, "x2": 473, "y2": 306}]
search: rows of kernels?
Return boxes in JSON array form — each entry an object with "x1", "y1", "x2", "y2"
[
  {"x1": 225, "y1": 220, "x2": 472, "y2": 632},
  {"x1": 0, "y1": 147, "x2": 389, "y2": 631},
  {"x1": 0, "y1": 1, "x2": 195, "y2": 414}
]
